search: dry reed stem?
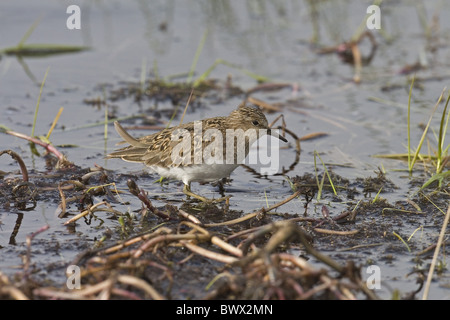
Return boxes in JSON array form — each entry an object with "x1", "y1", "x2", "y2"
[
  {"x1": 117, "y1": 275, "x2": 165, "y2": 300},
  {"x1": 422, "y1": 204, "x2": 450, "y2": 300},
  {"x1": 314, "y1": 228, "x2": 359, "y2": 235},
  {"x1": 33, "y1": 288, "x2": 93, "y2": 300},
  {"x1": 102, "y1": 227, "x2": 173, "y2": 254},
  {"x1": 178, "y1": 220, "x2": 244, "y2": 257},
  {"x1": 132, "y1": 233, "x2": 209, "y2": 259},
  {"x1": 277, "y1": 253, "x2": 312, "y2": 271},
  {"x1": 4, "y1": 129, "x2": 70, "y2": 164},
  {"x1": 23, "y1": 224, "x2": 50, "y2": 281},
  {"x1": 34, "y1": 274, "x2": 165, "y2": 300},
  {"x1": 299, "y1": 132, "x2": 328, "y2": 141},
  {"x1": 181, "y1": 240, "x2": 239, "y2": 264},
  {"x1": 0, "y1": 272, "x2": 29, "y2": 300},
  {"x1": 63, "y1": 201, "x2": 107, "y2": 225},
  {"x1": 246, "y1": 96, "x2": 282, "y2": 112},
  {"x1": 178, "y1": 209, "x2": 202, "y2": 224},
  {"x1": 0, "y1": 286, "x2": 30, "y2": 300},
  {"x1": 57, "y1": 183, "x2": 67, "y2": 217},
  {"x1": 204, "y1": 190, "x2": 301, "y2": 227},
  {"x1": 351, "y1": 43, "x2": 362, "y2": 83},
  {"x1": 211, "y1": 236, "x2": 243, "y2": 258},
  {"x1": 246, "y1": 83, "x2": 293, "y2": 96}
]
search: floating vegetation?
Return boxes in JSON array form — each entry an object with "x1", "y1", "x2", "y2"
[
  {"x1": 0, "y1": 18, "x2": 89, "y2": 58},
  {"x1": 0, "y1": 167, "x2": 386, "y2": 300},
  {"x1": 1, "y1": 43, "x2": 89, "y2": 57}
]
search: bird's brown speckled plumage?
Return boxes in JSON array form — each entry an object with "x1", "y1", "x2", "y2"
[
  {"x1": 107, "y1": 103, "x2": 276, "y2": 168},
  {"x1": 107, "y1": 102, "x2": 287, "y2": 202}
]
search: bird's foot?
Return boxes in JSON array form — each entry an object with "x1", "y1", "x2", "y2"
[{"x1": 183, "y1": 185, "x2": 230, "y2": 203}]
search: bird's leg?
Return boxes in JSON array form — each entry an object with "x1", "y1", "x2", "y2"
[
  {"x1": 217, "y1": 178, "x2": 226, "y2": 197},
  {"x1": 183, "y1": 183, "x2": 208, "y2": 202},
  {"x1": 183, "y1": 183, "x2": 230, "y2": 203}
]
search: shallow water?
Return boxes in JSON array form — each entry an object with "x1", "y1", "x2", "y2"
[{"x1": 0, "y1": 0, "x2": 449, "y2": 299}]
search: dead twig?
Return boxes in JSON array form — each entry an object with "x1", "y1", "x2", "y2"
[
  {"x1": 3, "y1": 129, "x2": 72, "y2": 167},
  {"x1": 246, "y1": 96, "x2": 282, "y2": 113},
  {"x1": 127, "y1": 179, "x2": 173, "y2": 220},
  {"x1": 132, "y1": 233, "x2": 209, "y2": 259},
  {"x1": 102, "y1": 227, "x2": 173, "y2": 255},
  {"x1": 63, "y1": 201, "x2": 108, "y2": 225},
  {"x1": 181, "y1": 240, "x2": 239, "y2": 264},
  {"x1": 23, "y1": 225, "x2": 50, "y2": 285},
  {"x1": 0, "y1": 272, "x2": 29, "y2": 300},
  {"x1": 422, "y1": 204, "x2": 450, "y2": 300},
  {"x1": 246, "y1": 83, "x2": 293, "y2": 96},
  {"x1": 314, "y1": 228, "x2": 359, "y2": 236},
  {"x1": 117, "y1": 275, "x2": 165, "y2": 300}
]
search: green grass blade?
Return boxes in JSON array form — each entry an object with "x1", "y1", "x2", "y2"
[
  {"x1": 29, "y1": 66, "x2": 50, "y2": 156},
  {"x1": 46, "y1": 107, "x2": 63, "y2": 139},
  {"x1": 392, "y1": 231, "x2": 411, "y2": 252},
  {"x1": 219, "y1": 59, "x2": 269, "y2": 83},
  {"x1": 437, "y1": 93, "x2": 450, "y2": 173},
  {"x1": 408, "y1": 226, "x2": 423, "y2": 242},
  {"x1": 316, "y1": 152, "x2": 337, "y2": 195},
  {"x1": 153, "y1": 59, "x2": 159, "y2": 81},
  {"x1": 104, "y1": 104, "x2": 108, "y2": 141},
  {"x1": 187, "y1": 30, "x2": 208, "y2": 83},
  {"x1": 372, "y1": 187, "x2": 383, "y2": 203},
  {"x1": 407, "y1": 76, "x2": 415, "y2": 172},
  {"x1": 419, "y1": 191, "x2": 448, "y2": 215},
  {"x1": 3, "y1": 43, "x2": 89, "y2": 57},
  {"x1": 192, "y1": 59, "x2": 221, "y2": 87},
  {"x1": 313, "y1": 151, "x2": 322, "y2": 200},
  {"x1": 31, "y1": 67, "x2": 50, "y2": 138},
  {"x1": 18, "y1": 17, "x2": 42, "y2": 48},
  {"x1": 314, "y1": 151, "x2": 337, "y2": 199},
  {"x1": 62, "y1": 114, "x2": 143, "y2": 132},
  {"x1": 409, "y1": 87, "x2": 444, "y2": 173},
  {"x1": 102, "y1": 86, "x2": 108, "y2": 141},
  {"x1": 140, "y1": 57, "x2": 147, "y2": 93},
  {"x1": 420, "y1": 171, "x2": 450, "y2": 190}
]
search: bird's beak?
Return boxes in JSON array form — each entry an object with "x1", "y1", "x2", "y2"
[{"x1": 268, "y1": 129, "x2": 288, "y2": 143}]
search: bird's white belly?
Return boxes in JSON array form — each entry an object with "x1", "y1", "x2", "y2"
[{"x1": 148, "y1": 164, "x2": 240, "y2": 185}]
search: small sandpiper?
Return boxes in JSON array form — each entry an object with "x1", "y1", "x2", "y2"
[{"x1": 107, "y1": 102, "x2": 287, "y2": 202}]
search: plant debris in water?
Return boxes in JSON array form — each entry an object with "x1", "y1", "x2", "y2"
[{"x1": 1, "y1": 145, "x2": 448, "y2": 300}]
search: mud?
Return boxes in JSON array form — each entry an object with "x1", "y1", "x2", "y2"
[{"x1": 1, "y1": 137, "x2": 448, "y2": 300}]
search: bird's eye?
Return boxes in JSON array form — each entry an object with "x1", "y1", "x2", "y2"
[{"x1": 252, "y1": 120, "x2": 259, "y2": 126}]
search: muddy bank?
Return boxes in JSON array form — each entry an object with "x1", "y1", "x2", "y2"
[{"x1": 1, "y1": 147, "x2": 448, "y2": 300}]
